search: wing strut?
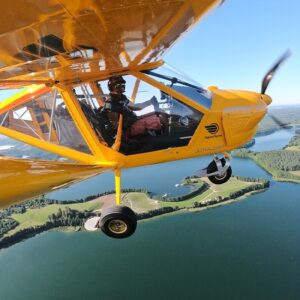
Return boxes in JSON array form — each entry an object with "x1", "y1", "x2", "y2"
[{"x1": 115, "y1": 168, "x2": 122, "y2": 205}]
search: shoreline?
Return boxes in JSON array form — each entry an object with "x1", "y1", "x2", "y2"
[
  {"x1": 249, "y1": 156, "x2": 300, "y2": 184},
  {"x1": 256, "y1": 124, "x2": 295, "y2": 137},
  {"x1": 138, "y1": 187, "x2": 269, "y2": 224},
  {"x1": 232, "y1": 126, "x2": 300, "y2": 185},
  {"x1": 0, "y1": 179, "x2": 269, "y2": 249}
]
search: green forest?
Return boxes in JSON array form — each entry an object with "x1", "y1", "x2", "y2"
[
  {"x1": 253, "y1": 151, "x2": 300, "y2": 172},
  {"x1": 232, "y1": 143, "x2": 300, "y2": 182}
]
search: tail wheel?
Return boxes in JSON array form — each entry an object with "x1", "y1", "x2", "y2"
[
  {"x1": 100, "y1": 206, "x2": 137, "y2": 239},
  {"x1": 207, "y1": 158, "x2": 232, "y2": 185}
]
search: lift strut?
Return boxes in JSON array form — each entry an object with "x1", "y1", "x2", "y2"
[{"x1": 115, "y1": 168, "x2": 121, "y2": 205}]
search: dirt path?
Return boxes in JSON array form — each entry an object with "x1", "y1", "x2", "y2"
[{"x1": 93, "y1": 193, "x2": 131, "y2": 212}]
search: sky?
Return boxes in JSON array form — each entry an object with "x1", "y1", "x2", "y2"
[
  {"x1": 165, "y1": 0, "x2": 300, "y2": 105},
  {"x1": 0, "y1": 0, "x2": 299, "y2": 105}
]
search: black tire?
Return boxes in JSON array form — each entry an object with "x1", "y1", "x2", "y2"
[
  {"x1": 100, "y1": 206, "x2": 137, "y2": 239},
  {"x1": 207, "y1": 158, "x2": 232, "y2": 185}
]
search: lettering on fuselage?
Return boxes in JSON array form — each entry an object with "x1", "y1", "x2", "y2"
[
  {"x1": 196, "y1": 145, "x2": 224, "y2": 153},
  {"x1": 204, "y1": 134, "x2": 223, "y2": 139}
]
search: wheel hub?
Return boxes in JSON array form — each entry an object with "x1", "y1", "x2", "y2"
[
  {"x1": 215, "y1": 172, "x2": 227, "y2": 180},
  {"x1": 107, "y1": 219, "x2": 128, "y2": 234}
]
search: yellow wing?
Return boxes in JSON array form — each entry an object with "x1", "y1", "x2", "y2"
[
  {"x1": 0, "y1": 157, "x2": 107, "y2": 209},
  {"x1": 0, "y1": 0, "x2": 223, "y2": 84}
]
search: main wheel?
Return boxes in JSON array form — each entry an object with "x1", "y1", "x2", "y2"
[
  {"x1": 100, "y1": 206, "x2": 137, "y2": 239},
  {"x1": 207, "y1": 158, "x2": 232, "y2": 185}
]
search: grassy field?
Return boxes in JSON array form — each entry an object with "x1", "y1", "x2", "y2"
[
  {"x1": 128, "y1": 177, "x2": 256, "y2": 209},
  {"x1": 5, "y1": 200, "x2": 102, "y2": 237},
  {"x1": 122, "y1": 192, "x2": 160, "y2": 212},
  {"x1": 285, "y1": 146, "x2": 300, "y2": 151},
  {"x1": 290, "y1": 171, "x2": 300, "y2": 176}
]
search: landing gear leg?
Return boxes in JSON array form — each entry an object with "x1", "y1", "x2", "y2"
[
  {"x1": 197, "y1": 153, "x2": 232, "y2": 185},
  {"x1": 100, "y1": 169, "x2": 137, "y2": 238}
]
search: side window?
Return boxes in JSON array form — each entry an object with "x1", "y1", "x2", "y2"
[
  {"x1": 0, "y1": 88, "x2": 91, "y2": 154},
  {"x1": 72, "y1": 76, "x2": 203, "y2": 154}
]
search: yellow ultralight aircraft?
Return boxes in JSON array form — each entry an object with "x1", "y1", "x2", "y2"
[{"x1": 0, "y1": 0, "x2": 289, "y2": 238}]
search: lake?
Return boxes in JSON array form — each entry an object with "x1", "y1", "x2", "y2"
[
  {"x1": 0, "y1": 129, "x2": 299, "y2": 300},
  {"x1": 250, "y1": 128, "x2": 295, "y2": 152}
]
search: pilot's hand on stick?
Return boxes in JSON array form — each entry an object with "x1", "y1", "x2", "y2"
[{"x1": 150, "y1": 96, "x2": 159, "y2": 110}]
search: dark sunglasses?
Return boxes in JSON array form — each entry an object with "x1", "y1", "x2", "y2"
[{"x1": 115, "y1": 83, "x2": 126, "y2": 87}]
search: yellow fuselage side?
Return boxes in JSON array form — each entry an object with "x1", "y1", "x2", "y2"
[{"x1": 0, "y1": 73, "x2": 272, "y2": 169}]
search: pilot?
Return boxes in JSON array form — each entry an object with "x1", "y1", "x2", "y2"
[{"x1": 101, "y1": 75, "x2": 162, "y2": 137}]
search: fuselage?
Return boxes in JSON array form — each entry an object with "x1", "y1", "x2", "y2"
[{"x1": 0, "y1": 63, "x2": 271, "y2": 170}]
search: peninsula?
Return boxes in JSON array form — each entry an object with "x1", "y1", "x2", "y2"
[{"x1": 0, "y1": 176, "x2": 269, "y2": 248}]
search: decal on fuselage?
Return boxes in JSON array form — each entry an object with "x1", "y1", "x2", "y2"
[{"x1": 205, "y1": 123, "x2": 219, "y2": 134}]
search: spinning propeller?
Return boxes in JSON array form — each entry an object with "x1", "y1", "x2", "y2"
[
  {"x1": 261, "y1": 50, "x2": 291, "y2": 128},
  {"x1": 261, "y1": 50, "x2": 291, "y2": 95}
]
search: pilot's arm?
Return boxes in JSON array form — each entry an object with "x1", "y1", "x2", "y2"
[{"x1": 127, "y1": 96, "x2": 157, "y2": 111}]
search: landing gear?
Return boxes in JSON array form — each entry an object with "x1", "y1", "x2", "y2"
[
  {"x1": 207, "y1": 157, "x2": 232, "y2": 185},
  {"x1": 101, "y1": 168, "x2": 137, "y2": 239},
  {"x1": 84, "y1": 168, "x2": 138, "y2": 239},
  {"x1": 197, "y1": 155, "x2": 232, "y2": 185},
  {"x1": 100, "y1": 205, "x2": 137, "y2": 239}
]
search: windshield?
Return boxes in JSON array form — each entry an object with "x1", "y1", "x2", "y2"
[{"x1": 143, "y1": 64, "x2": 212, "y2": 109}]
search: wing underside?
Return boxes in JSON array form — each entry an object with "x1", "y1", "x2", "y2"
[
  {"x1": 0, "y1": 157, "x2": 106, "y2": 208},
  {"x1": 0, "y1": 0, "x2": 222, "y2": 84}
]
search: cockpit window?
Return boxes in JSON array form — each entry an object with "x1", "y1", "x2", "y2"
[
  {"x1": 143, "y1": 64, "x2": 212, "y2": 109},
  {"x1": 72, "y1": 75, "x2": 203, "y2": 155}
]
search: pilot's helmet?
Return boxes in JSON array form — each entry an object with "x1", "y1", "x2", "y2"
[{"x1": 108, "y1": 76, "x2": 126, "y2": 93}]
